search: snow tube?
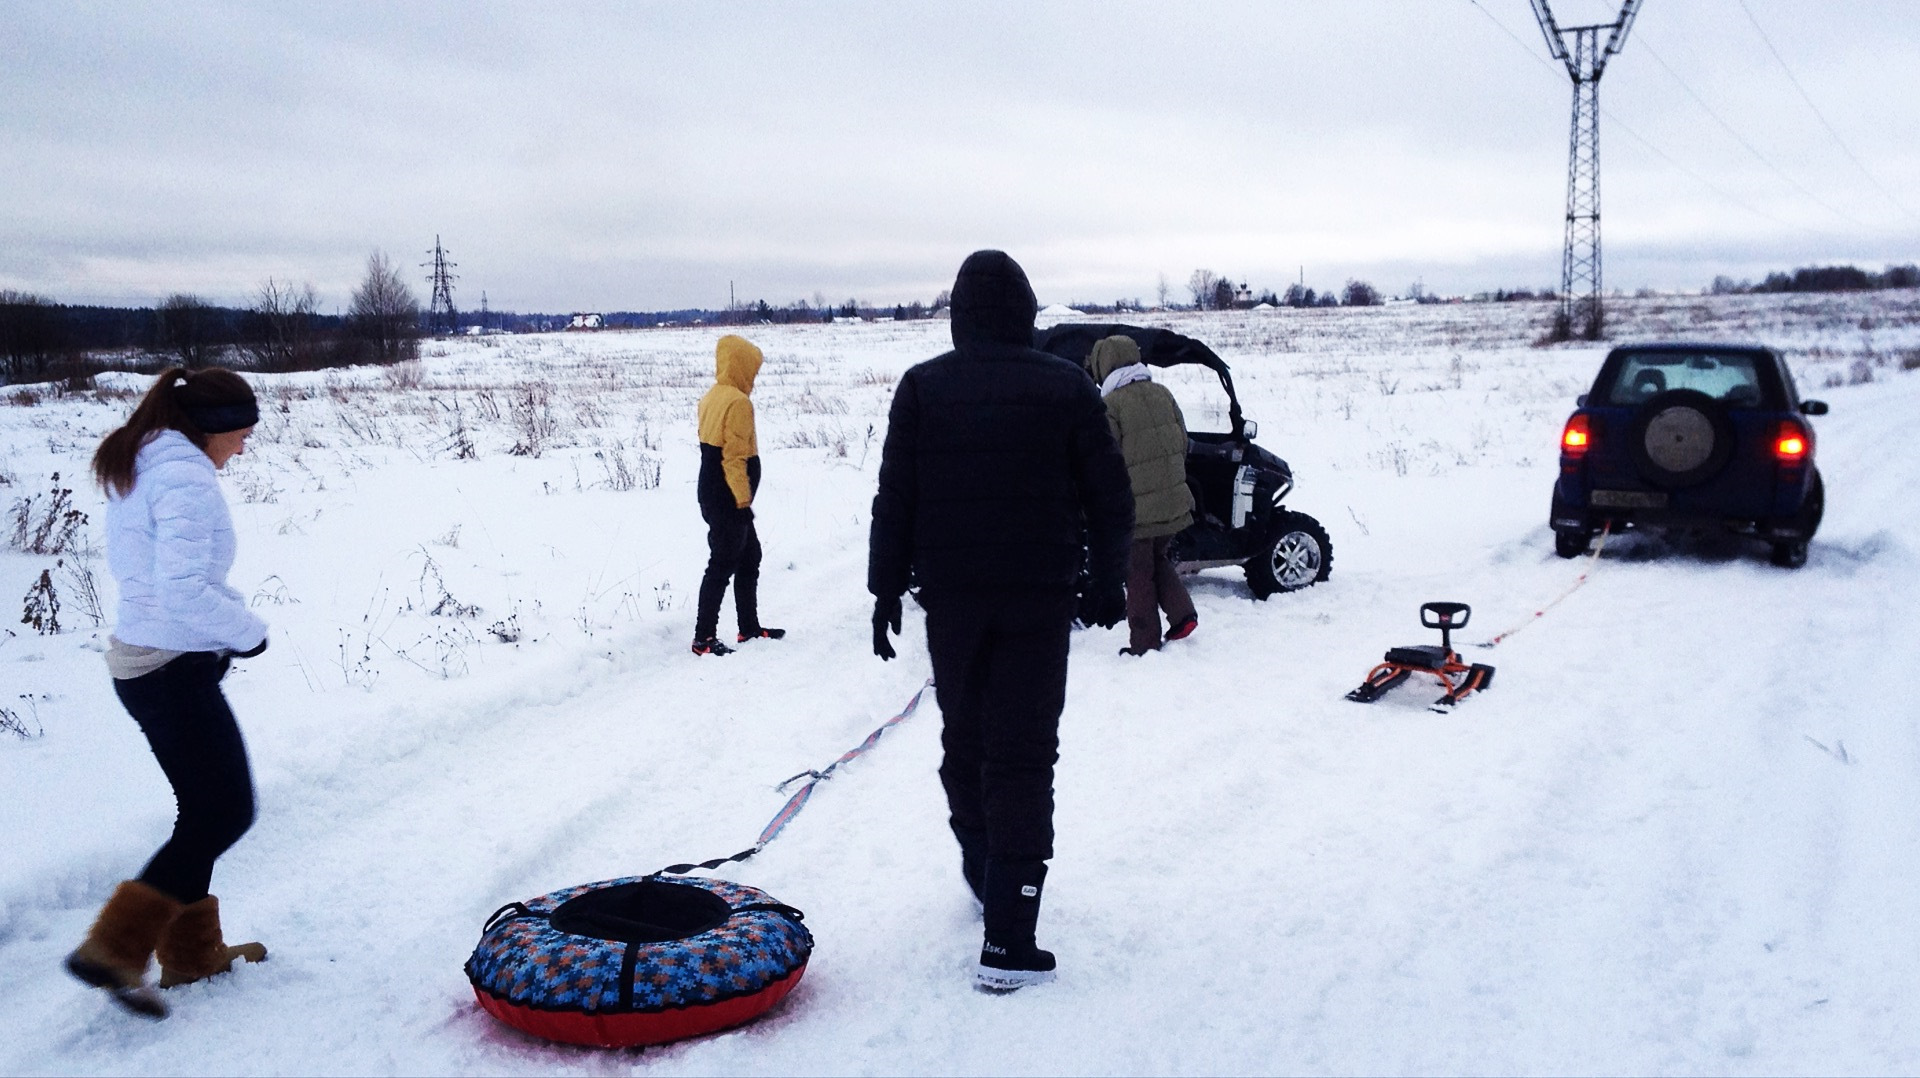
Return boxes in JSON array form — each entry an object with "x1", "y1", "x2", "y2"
[{"x1": 465, "y1": 875, "x2": 812, "y2": 1048}]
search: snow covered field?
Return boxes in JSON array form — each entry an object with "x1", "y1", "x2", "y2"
[{"x1": 2, "y1": 292, "x2": 1918, "y2": 1075}]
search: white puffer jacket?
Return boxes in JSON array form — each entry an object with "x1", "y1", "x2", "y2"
[{"x1": 106, "y1": 429, "x2": 268, "y2": 653}]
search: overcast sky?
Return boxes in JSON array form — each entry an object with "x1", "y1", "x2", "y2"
[{"x1": 3, "y1": 1, "x2": 1916, "y2": 313}]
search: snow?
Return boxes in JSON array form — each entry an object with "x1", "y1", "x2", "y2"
[
  {"x1": 3, "y1": 292, "x2": 1918, "y2": 1074},
  {"x1": 1037, "y1": 304, "x2": 1081, "y2": 318}
]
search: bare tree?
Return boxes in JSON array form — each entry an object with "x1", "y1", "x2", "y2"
[
  {"x1": 158, "y1": 293, "x2": 217, "y2": 368},
  {"x1": 248, "y1": 278, "x2": 320, "y2": 370},
  {"x1": 1187, "y1": 269, "x2": 1219, "y2": 310},
  {"x1": 1, "y1": 290, "x2": 62, "y2": 384},
  {"x1": 349, "y1": 251, "x2": 421, "y2": 364},
  {"x1": 1155, "y1": 274, "x2": 1172, "y2": 309},
  {"x1": 1342, "y1": 279, "x2": 1380, "y2": 307}
]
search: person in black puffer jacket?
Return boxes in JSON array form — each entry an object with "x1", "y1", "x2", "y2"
[{"x1": 868, "y1": 249, "x2": 1132, "y2": 992}]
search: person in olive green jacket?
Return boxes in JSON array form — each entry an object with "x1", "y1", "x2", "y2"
[
  {"x1": 1086, "y1": 335, "x2": 1197, "y2": 654},
  {"x1": 692, "y1": 334, "x2": 783, "y2": 655}
]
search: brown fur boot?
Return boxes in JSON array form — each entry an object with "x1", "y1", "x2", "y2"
[
  {"x1": 157, "y1": 896, "x2": 267, "y2": 988},
  {"x1": 65, "y1": 880, "x2": 183, "y2": 1018}
]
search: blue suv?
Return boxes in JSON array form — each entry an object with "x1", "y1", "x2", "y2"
[{"x1": 1550, "y1": 342, "x2": 1828, "y2": 567}]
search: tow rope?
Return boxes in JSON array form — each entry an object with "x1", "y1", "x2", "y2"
[
  {"x1": 1476, "y1": 522, "x2": 1612, "y2": 648},
  {"x1": 652, "y1": 677, "x2": 936, "y2": 877}
]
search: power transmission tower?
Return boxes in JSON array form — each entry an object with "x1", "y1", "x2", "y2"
[
  {"x1": 1531, "y1": 0, "x2": 1640, "y2": 340},
  {"x1": 424, "y1": 236, "x2": 458, "y2": 336}
]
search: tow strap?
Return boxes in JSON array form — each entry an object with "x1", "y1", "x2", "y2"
[
  {"x1": 1476, "y1": 522, "x2": 1612, "y2": 648},
  {"x1": 652, "y1": 677, "x2": 936, "y2": 877}
]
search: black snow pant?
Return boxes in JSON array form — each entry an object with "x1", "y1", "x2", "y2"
[
  {"x1": 695, "y1": 505, "x2": 761, "y2": 640},
  {"x1": 924, "y1": 589, "x2": 1075, "y2": 870},
  {"x1": 115, "y1": 652, "x2": 256, "y2": 905}
]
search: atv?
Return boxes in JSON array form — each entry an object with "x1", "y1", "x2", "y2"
[{"x1": 1035, "y1": 323, "x2": 1333, "y2": 598}]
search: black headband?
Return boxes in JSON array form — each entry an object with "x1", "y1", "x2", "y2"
[{"x1": 182, "y1": 399, "x2": 260, "y2": 434}]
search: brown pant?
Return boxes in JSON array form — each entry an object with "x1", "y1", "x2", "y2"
[{"x1": 1127, "y1": 535, "x2": 1195, "y2": 653}]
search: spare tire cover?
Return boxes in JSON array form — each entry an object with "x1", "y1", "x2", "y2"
[{"x1": 1630, "y1": 389, "x2": 1733, "y2": 489}]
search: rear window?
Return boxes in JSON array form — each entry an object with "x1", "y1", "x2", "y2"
[{"x1": 1601, "y1": 350, "x2": 1767, "y2": 407}]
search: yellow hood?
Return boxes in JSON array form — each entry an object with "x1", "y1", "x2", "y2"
[{"x1": 714, "y1": 335, "x2": 763, "y2": 395}]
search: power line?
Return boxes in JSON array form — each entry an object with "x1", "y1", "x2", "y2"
[
  {"x1": 1464, "y1": 0, "x2": 1792, "y2": 229},
  {"x1": 1631, "y1": 32, "x2": 1867, "y2": 228},
  {"x1": 1732, "y1": 0, "x2": 1919, "y2": 224}
]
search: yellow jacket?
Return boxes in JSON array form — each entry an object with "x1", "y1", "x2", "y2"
[{"x1": 697, "y1": 335, "x2": 763, "y2": 508}]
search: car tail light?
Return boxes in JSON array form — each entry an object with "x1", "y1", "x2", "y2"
[
  {"x1": 1774, "y1": 419, "x2": 1809, "y2": 462},
  {"x1": 1560, "y1": 414, "x2": 1591, "y2": 458}
]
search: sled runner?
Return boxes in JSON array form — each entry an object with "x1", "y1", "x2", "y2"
[{"x1": 1345, "y1": 602, "x2": 1496, "y2": 712}]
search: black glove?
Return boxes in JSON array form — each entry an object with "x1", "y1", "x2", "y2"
[
  {"x1": 739, "y1": 505, "x2": 754, "y2": 522},
  {"x1": 1083, "y1": 582, "x2": 1126, "y2": 630},
  {"x1": 234, "y1": 635, "x2": 269, "y2": 659},
  {"x1": 872, "y1": 593, "x2": 903, "y2": 661}
]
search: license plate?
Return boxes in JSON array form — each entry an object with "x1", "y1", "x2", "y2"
[{"x1": 1591, "y1": 489, "x2": 1668, "y2": 509}]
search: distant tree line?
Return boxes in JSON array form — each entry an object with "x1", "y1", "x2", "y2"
[
  {"x1": 1180, "y1": 267, "x2": 1391, "y2": 310},
  {"x1": 0, "y1": 251, "x2": 439, "y2": 384},
  {"x1": 1710, "y1": 263, "x2": 1920, "y2": 296}
]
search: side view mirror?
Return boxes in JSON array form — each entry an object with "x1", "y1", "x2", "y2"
[
  {"x1": 1242, "y1": 420, "x2": 1259, "y2": 440},
  {"x1": 1576, "y1": 394, "x2": 1588, "y2": 407},
  {"x1": 1800, "y1": 400, "x2": 1829, "y2": 416}
]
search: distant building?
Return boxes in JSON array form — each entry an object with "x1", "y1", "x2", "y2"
[{"x1": 568, "y1": 312, "x2": 605, "y2": 330}]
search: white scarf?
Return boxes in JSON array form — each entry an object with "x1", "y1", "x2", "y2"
[{"x1": 1100, "y1": 362, "x2": 1151, "y2": 396}]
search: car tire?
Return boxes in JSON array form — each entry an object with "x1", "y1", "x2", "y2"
[
  {"x1": 1769, "y1": 540, "x2": 1809, "y2": 569},
  {"x1": 1549, "y1": 487, "x2": 1593, "y2": 559},
  {"x1": 1767, "y1": 469, "x2": 1823, "y2": 569},
  {"x1": 1554, "y1": 529, "x2": 1592, "y2": 559},
  {"x1": 1629, "y1": 389, "x2": 1735, "y2": 489},
  {"x1": 1247, "y1": 511, "x2": 1333, "y2": 599}
]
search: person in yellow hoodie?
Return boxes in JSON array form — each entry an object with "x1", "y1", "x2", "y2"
[{"x1": 692, "y1": 335, "x2": 783, "y2": 655}]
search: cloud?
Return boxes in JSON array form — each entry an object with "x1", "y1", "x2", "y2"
[{"x1": 3, "y1": 0, "x2": 1914, "y2": 310}]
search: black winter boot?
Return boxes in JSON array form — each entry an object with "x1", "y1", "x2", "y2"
[{"x1": 976, "y1": 859, "x2": 1055, "y2": 992}]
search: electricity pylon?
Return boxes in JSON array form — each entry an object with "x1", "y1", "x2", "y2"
[
  {"x1": 424, "y1": 236, "x2": 458, "y2": 336},
  {"x1": 1532, "y1": 0, "x2": 1640, "y2": 340}
]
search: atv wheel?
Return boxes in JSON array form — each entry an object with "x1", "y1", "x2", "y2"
[
  {"x1": 1554, "y1": 529, "x2": 1593, "y2": 559},
  {"x1": 1247, "y1": 512, "x2": 1333, "y2": 599}
]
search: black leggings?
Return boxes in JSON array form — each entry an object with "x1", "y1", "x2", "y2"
[{"x1": 114, "y1": 652, "x2": 255, "y2": 904}]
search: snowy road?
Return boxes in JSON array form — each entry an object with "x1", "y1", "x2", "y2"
[{"x1": 3, "y1": 298, "x2": 1917, "y2": 1074}]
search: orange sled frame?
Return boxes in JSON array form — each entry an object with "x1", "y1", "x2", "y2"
[{"x1": 1346, "y1": 601, "x2": 1495, "y2": 711}]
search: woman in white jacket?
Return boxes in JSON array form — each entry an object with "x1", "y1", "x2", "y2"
[{"x1": 65, "y1": 367, "x2": 270, "y2": 1019}]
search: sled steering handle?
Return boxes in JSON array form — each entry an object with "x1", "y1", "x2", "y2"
[{"x1": 1421, "y1": 602, "x2": 1471, "y2": 650}]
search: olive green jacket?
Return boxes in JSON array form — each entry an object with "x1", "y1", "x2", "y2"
[{"x1": 1088, "y1": 336, "x2": 1193, "y2": 540}]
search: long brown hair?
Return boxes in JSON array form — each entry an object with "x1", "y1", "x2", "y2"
[{"x1": 92, "y1": 367, "x2": 257, "y2": 496}]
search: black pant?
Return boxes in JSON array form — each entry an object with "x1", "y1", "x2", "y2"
[
  {"x1": 115, "y1": 652, "x2": 255, "y2": 904},
  {"x1": 696, "y1": 505, "x2": 761, "y2": 640},
  {"x1": 924, "y1": 590, "x2": 1075, "y2": 865}
]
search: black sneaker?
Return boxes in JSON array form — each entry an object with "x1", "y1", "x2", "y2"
[
  {"x1": 691, "y1": 637, "x2": 735, "y2": 656},
  {"x1": 737, "y1": 627, "x2": 786, "y2": 642},
  {"x1": 975, "y1": 940, "x2": 1057, "y2": 993}
]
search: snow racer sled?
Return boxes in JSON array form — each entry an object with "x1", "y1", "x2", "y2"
[
  {"x1": 1035, "y1": 323, "x2": 1333, "y2": 598},
  {"x1": 1346, "y1": 602, "x2": 1495, "y2": 711}
]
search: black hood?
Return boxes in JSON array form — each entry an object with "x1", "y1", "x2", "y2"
[{"x1": 949, "y1": 250, "x2": 1037, "y2": 349}]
